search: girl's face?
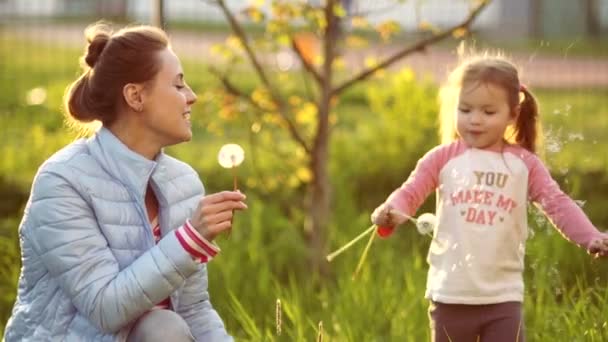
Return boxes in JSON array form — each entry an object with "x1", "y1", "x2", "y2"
[
  {"x1": 140, "y1": 48, "x2": 197, "y2": 147},
  {"x1": 456, "y1": 82, "x2": 516, "y2": 151}
]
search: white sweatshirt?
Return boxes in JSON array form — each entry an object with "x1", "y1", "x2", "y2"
[{"x1": 386, "y1": 139, "x2": 604, "y2": 304}]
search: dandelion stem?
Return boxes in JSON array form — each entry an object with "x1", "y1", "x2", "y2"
[
  {"x1": 352, "y1": 225, "x2": 378, "y2": 279},
  {"x1": 227, "y1": 165, "x2": 238, "y2": 238},
  {"x1": 425, "y1": 231, "x2": 445, "y2": 248},
  {"x1": 390, "y1": 208, "x2": 418, "y2": 225},
  {"x1": 232, "y1": 165, "x2": 238, "y2": 190},
  {"x1": 326, "y1": 225, "x2": 376, "y2": 262}
]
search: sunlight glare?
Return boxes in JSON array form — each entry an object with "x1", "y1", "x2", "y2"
[{"x1": 26, "y1": 87, "x2": 47, "y2": 105}]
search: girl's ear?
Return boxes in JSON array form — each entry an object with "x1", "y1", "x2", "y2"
[{"x1": 123, "y1": 83, "x2": 145, "y2": 112}]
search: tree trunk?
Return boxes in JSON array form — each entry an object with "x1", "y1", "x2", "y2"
[
  {"x1": 307, "y1": 132, "x2": 330, "y2": 275},
  {"x1": 305, "y1": 0, "x2": 340, "y2": 275},
  {"x1": 95, "y1": 0, "x2": 128, "y2": 21},
  {"x1": 529, "y1": 0, "x2": 542, "y2": 38},
  {"x1": 585, "y1": 0, "x2": 600, "y2": 37},
  {"x1": 153, "y1": 0, "x2": 166, "y2": 30},
  {"x1": 306, "y1": 48, "x2": 333, "y2": 276}
]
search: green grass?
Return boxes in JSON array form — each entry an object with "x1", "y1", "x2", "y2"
[{"x1": 2, "y1": 32, "x2": 608, "y2": 340}]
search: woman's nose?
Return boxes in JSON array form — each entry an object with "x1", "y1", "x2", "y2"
[{"x1": 186, "y1": 87, "x2": 197, "y2": 105}]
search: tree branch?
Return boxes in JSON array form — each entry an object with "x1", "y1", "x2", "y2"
[
  {"x1": 209, "y1": 66, "x2": 314, "y2": 159},
  {"x1": 208, "y1": 66, "x2": 268, "y2": 114},
  {"x1": 332, "y1": 0, "x2": 489, "y2": 96},
  {"x1": 212, "y1": 0, "x2": 311, "y2": 154},
  {"x1": 214, "y1": 0, "x2": 273, "y2": 91},
  {"x1": 291, "y1": 36, "x2": 323, "y2": 85}
]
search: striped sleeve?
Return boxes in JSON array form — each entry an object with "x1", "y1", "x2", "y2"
[{"x1": 175, "y1": 220, "x2": 221, "y2": 263}]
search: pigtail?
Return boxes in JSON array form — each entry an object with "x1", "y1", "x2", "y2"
[{"x1": 515, "y1": 86, "x2": 540, "y2": 153}]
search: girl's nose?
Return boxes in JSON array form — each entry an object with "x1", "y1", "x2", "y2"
[{"x1": 469, "y1": 111, "x2": 483, "y2": 124}]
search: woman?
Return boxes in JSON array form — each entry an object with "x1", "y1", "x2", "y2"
[{"x1": 3, "y1": 22, "x2": 246, "y2": 341}]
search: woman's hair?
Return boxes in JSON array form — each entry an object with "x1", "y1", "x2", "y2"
[
  {"x1": 439, "y1": 52, "x2": 541, "y2": 153},
  {"x1": 63, "y1": 21, "x2": 169, "y2": 130}
]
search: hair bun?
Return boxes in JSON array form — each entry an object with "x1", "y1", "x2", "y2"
[
  {"x1": 83, "y1": 23, "x2": 113, "y2": 68},
  {"x1": 84, "y1": 34, "x2": 110, "y2": 68}
]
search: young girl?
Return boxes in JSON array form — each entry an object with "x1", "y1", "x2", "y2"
[{"x1": 371, "y1": 54, "x2": 608, "y2": 342}]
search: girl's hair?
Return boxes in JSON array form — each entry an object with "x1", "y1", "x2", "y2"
[
  {"x1": 439, "y1": 52, "x2": 541, "y2": 153},
  {"x1": 63, "y1": 21, "x2": 169, "y2": 130}
]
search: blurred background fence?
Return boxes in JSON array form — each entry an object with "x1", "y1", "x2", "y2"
[{"x1": 1, "y1": 0, "x2": 607, "y2": 90}]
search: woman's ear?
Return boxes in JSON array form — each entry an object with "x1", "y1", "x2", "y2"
[{"x1": 123, "y1": 83, "x2": 145, "y2": 112}]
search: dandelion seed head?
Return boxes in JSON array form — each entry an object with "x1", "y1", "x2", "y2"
[
  {"x1": 218, "y1": 143, "x2": 245, "y2": 168},
  {"x1": 416, "y1": 213, "x2": 437, "y2": 235}
]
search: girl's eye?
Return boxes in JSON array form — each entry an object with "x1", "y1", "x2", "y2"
[
  {"x1": 484, "y1": 111, "x2": 496, "y2": 115},
  {"x1": 458, "y1": 108, "x2": 470, "y2": 113},
  {"x1": 176, "y1": 85, "x2": 185, "y2": 90}
]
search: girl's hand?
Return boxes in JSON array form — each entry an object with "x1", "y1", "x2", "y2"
[
  {"x1": 371, "y1": 203, "x2": 408, "y2": 227},
  {"x1": 189, "y1": 191, "x2": 247, "y2": 241},
  {"x1": 588, "y1": 237, "x2": 608, "y2": 257}
]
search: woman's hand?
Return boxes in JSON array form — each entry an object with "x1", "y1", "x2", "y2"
[{"x1": 189, "y1": 191, "x2": 247, "y2": 241}]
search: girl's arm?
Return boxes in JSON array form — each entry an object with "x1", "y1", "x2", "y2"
[
  {"x1": 385, "y1": 144, "x2": 452, "y2": 216},
  {"x1": 527, "y1": 154, "x2": 606, "y2": 250}
]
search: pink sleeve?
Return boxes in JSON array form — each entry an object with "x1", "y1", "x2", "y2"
[
  {"x1": 174, "y1": 220, "x2": 220, "y2": 263},
  {"x1": 527, "y1": 154, "x2": 604, "y2": 250},
  {"x1": 386, "y1": 144, "x2": 451, "y2": 216}
]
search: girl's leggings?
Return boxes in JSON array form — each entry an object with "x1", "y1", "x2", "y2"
[{"x1": 428, "y1": 301, "x2": 524, "y2": 342}]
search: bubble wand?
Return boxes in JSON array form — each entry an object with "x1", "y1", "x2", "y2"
[{"x1": 218, "y1": 143, "x2": 245, "y2": 235}]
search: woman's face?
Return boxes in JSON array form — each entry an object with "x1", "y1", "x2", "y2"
[{"x1": 140, "y1": 48, "x2": 197, "y2": 147}]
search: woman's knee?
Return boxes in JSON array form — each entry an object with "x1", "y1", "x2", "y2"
[{"x1": 127, "y1": 310, "x2": 194, "y2": 342}]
